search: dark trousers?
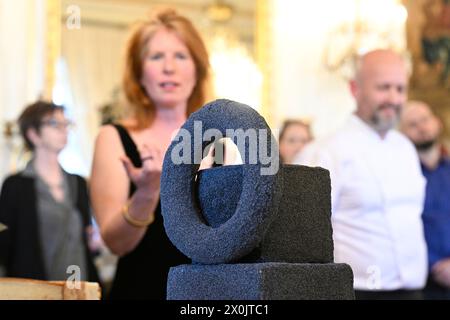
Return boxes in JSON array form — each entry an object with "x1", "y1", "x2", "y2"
[
  {"x1": 424, "y1": 276, "x2": 450, "y2": 300},
  {"x1": 355, "y1": 289, "x2": 424, "y2": 300}
]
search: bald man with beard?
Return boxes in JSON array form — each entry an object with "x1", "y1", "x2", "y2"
[
  {"x1": 296, "y1": 49, "x2": 427, "y2": 299},
  {"x1": 401, "y1": 101, "x2": 450, "y2": 300}
]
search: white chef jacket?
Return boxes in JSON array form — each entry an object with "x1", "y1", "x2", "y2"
[{"x1": 296, "y1": 114, "x2": 427, "y2": 290}]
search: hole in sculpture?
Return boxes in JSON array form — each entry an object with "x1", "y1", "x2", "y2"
[
  {"x1": 198, "y1": 137, "x2": 243, "y2": 171},
  {"x1": 196, "y1": 138, "x2": 244, "y2": 227}
]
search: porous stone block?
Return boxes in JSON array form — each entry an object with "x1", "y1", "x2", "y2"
[
  {"x1": 167, "y1": 262, "x2": 354, "y2": 300},
  {"x1": 197, "y1": 164, "x2": 334, "y2": 264}
]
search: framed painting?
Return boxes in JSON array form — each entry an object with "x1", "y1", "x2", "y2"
[{"x1": 405, "y1": 0, "x2": 450, "y2": 141}]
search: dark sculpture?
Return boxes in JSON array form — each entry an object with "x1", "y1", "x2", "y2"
[{"x1": 161, "y1": 99, "x2": 354, "y2": 300}]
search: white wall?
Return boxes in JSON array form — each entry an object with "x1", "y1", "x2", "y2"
[
  {"x1": 271, "y1": 0, "x2": 356, "y2": 138},
  {"x1": 270, "y1": 0, "x2": 407, "y2": 138}
]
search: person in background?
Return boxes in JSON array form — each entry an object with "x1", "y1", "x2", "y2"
[
  {"x1": 279, "y1": 119, "x2": 312, "y2": 164},
  {"x1": 0, "y1": 101, "x2": 100, "y2": 284},
  {"x1": 296, "y1": 49, "x2": 427, "y2": 299},
  {"x1": 400, "y1": 100, "x2": 450, "y2": 299},
  {"x1": 90, "y1": 9, "x2": 212, "y2": 299}
]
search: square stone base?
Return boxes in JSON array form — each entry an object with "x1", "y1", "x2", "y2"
[{"x1": 167, "y1": 262, "x2": 354, "y2": 300}]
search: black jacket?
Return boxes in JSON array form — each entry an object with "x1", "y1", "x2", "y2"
[{"x1": 0, "y1": 172, "x2": 100, "y2": 283}]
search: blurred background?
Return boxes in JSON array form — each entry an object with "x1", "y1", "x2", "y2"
[
  {"x1": 1, "y1": 0, "x2": 450, "y2": 178},
  {"x1": 1, "y1": 0, "x2": 449, "y2": 285}
]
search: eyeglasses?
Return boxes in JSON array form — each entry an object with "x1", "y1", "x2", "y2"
[{"x1": 41, "y1": 119, "x2": 74, "y2": 130}]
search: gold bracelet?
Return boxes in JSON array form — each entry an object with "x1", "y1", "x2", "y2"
[{"x1": 122, "y1": 201, "x2": 154, "y2": 228}]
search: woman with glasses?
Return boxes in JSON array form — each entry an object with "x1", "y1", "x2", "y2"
[{"x1": 0, "y1": 101, "x2": 100, "y2": 286}]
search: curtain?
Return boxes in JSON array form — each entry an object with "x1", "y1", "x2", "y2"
[
  {"x1": 0, "y1": 0, "x2": 46, "y2": 182},
  {"x1": 61, "y1": 24, "x2": 127, "y2": 176}
]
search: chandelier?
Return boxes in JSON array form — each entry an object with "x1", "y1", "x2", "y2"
[
  {"x1": 323, "y1": 0, "x2": 408, "y2": 79},
  {"x1": 205, "y1": 0, "x2": 234, "y2": 23},
  {"x1": 204, "y1": 1, "x2": 263, "y2": 109}
]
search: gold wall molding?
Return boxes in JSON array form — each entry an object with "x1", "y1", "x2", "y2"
[
  {"x1": 44, "y1": 0, "x2": 61, "y2": 100},
  {"x1": 256, "y1": 0, "x2": 273, "y2": 127}
]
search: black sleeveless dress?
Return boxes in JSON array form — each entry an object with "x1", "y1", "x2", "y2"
[{"x1": 108, "y1": 124, "x2": 190, "y2": 300}]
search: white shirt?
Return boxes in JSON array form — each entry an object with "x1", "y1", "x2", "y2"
[{"x1": 295, "y1": 114, "x2": 427, "y2": 291}]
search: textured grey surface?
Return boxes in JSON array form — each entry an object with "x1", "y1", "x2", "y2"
[
  {"x1": 196, "y1": 164, "x2": 334, "y2": 263},
  {"x1": 161, "y1": 99, "x2": 353, "y2": 301},
  {"x1": 196, "y1": 165, "x2": 243, "y2": 228},
  {"x1": 258, "y1": 165, "x2": 334, "y2": 263},
  {"x1": 161, "y1": 99, "x2": 282, "y2": 264},
  {"x1": 167, "y1": 263, "x2": 355, "y2": 300}
]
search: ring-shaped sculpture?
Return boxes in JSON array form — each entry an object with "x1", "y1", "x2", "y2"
[{"x1": 161, "y1": 99, "x2": 282, "y2": 264}]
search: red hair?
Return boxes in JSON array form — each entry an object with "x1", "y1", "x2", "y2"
[{"x1": 123, "y1": 8, "x2": 211, "y2": 129}]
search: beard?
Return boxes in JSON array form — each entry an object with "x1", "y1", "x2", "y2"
[
  {"x1": 415, "y1": 139, "x2": 437, "y2": 152},
  {"x1": 370, "y1": 104, "x2": 401, "y2": 133}
]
